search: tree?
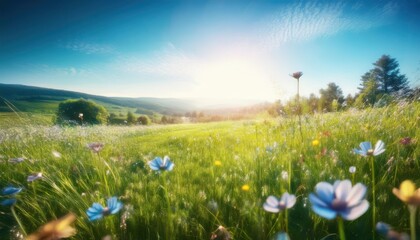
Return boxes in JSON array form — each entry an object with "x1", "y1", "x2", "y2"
[
  {"x1": 126, "y1": 111, "x2": 136, "y2": 125},
  {"x1": 360, "y1": 55, "x2": 410, "y2": 94},
  {"x1": 55, "y1": 99, "x2": 108, "y2": 125},
  {"x1": 137, "y1": 115, "x2": 151, "y2": 125},
  {"x1": 355, "y1": 78, "x2": 379, "y2": 108},
  {"x1": 319, "y1": 83, "x2": 344, "y2": 112}
]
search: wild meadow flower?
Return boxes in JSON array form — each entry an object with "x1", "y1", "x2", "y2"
[
  {"x1": 86, "y1": 196, "x2": 123, "y2": 221},
  {"x1": 310, "y1": 180, "x2": 369, "y2": 240},
  {"x1": 273, "y1": 232, "x2": 291, "y2": 240},
  {"x1": 27, "y1": 172, "x2": 43, "y2": 182},
  {"x1": 87, "y1": 142, "x2": 104, "y2": 153},
  {"x1": 312, "y1": 139, "x2": 320, "y2": 147},
  {"x1": 52, "y1": 150, "x2": 62, "y2": 158},
  {"x1": 281, "y1": 171, "x2": 289, "y2": 181},
  {"x1": 214, "y1": 160, "x2": 222, "y2": 166},
  {"x1": 9, "y1": 157, "x2": 25, "y2": 164},
  {"x1": 26, "y1": 213, "x2": 77, "y2": 240},
  {"x1": 392, "y1": 180, "x2": 420, "y2": 205},
  {"x1": 2, "y1": 186, "x2": 22, "y2": 196},
  {"x1": 349, "y1": 166, "x2": 356, "y2": 174},
  {"x1": 263, "y1": 192, "x2": 296, "y2": 213},
  {"x1": 1, "y1": 198, "x2": 17, "y2": 206},
  {"x1": 376, "y1": 222, "x2": 409, "y2": 240},
  {"x1": 353, "y1": 140, "x2": 385, "y2": 157},
  {"x1": 290, "y1": 71, "x2": 303, "y2": 80},
  {"x1": 309, "y1": 180, "x2": 369, "y2": 220},
  {"x1": 210, "y1": 226, "x2": 231, "y2": 240},
  {"x1": 241, "y1": 184, "x2": 250, "y2": 191},
  {"x1": 148, "y1": 156, "x2": 174, "y2": 172},
  {"x1": 399, "y1": 137, "x2": 415, "y2": 146}
]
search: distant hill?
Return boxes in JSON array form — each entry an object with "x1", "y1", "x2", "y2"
[{"x1": 0, "y1": 83, "x2": 196, "y2": 115}]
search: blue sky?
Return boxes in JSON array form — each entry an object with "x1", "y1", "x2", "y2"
[{"x1": 1, "y1": 0, "x2": 419, "y2": 102}]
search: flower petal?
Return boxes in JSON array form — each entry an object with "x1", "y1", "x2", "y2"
[
  {"x1": 373, "y1": 140, "x2": 385, "y2": 156},
  {"x1": 263, "y1": 203, "x2": 280, "y2": 213},
  {"x1": 360, "y1": 142, "x2": 372, "y2": 153},
  {"x1": 334, "y1": 180, "x2": 352, "y2": 201},
  {"x1": 285, "y1": 194, "x2": 296, "y2": 209},
  {"x1": 315, "y1": 182, "x2": 334, "y2": 204},
  {"x1": 265, "y1": 196, "x2": 279, "y2": 207},
  {"x1": 346, "y1": 183, "x2": 367, "y2": 207},
  {"x1": 312, "y1": 204, "x2": 337, "y2": 219},
  {"x1": 309, "y1": 193, "x2": 328, "y2": 208},
  {"x1": 166, "y1": 162, "x2": 175, "y2": 171},
  {"x1": 341, "y1": 200, "x2": 369, "y2": 220}
]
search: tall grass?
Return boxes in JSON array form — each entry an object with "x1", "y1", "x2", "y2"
[{"x1": 0, "y1": 102, "x2": 418, "y2": 239}]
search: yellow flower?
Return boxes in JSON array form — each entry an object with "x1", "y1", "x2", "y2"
[
  {"x1": 312, "y1": 139, "x2": 320, "y2": 147},
  {"x1": 392, "y1": 180, "x2": 420, "y2": 205},
  {"x1": 241, "y1": 184, "x2": 250, "y2": 191},
  {"x1": 27, "y1": 213, "x2": 77, "y2": 240},
  {"x1": 214, "y1": 160, "x2": 222, "y2": 166}
]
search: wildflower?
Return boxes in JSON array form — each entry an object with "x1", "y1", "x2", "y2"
[
  {"x1": 148, "y1": 156, "x2": 174, "y2": 171},
  {"x1": 400, "y1": 137, "x2": 416, "y2": 146},
  {"x1": 309, "y1": 180, "x2": 369, "y2": 220},
  {"x1": 353, "y1": 140, "x2": 385, "y2": 156},
  {"x1": 210, "y1": 226, "x2": 231, "y2": 240},
  {"x1": 392, "y1": 180, "x2": 420, "y2": 206},
  {"x1": 241, "y1": 184, "x2": 250, "y2": 191},
  {"x1": 87, "y1": 142, "x2": 104, "y2": 153},
  {"x1": 349, "y1": 166, "x2": 356, "y2": 174},
  {"x1": 214, "y1": 160, "x2": 222, "y2": 166},
  {"x1": 290, "y1": 71, "x2": 303, "y2": 80},
  {"x1": 2, "y1": 186, "x2": 22, "y2": 196},
  {"x1": 27, "y1": 172, "x2": 43, "y2": 182},
  {"x1": 263, "y1": 192, "x2": 296, "y2": 213},
  {"x1": 207, "y1": 200, "x2": 218, "y2": 213},
  {"x1": 52, "y1": 150, "x2": 62, "y2": 158},
  {"x1": 0, "y1": 198, "x2": 17, "y2": 206},
  {"x1": 312, "y1": 139, "x2": 320, "y2": 147},
  {"x1": 86, "y1": 196, "x2": 123, "y2": 221},
  {"x1": 281, "y1": 171, "x2": 289, "y2": 181},
  {"x1": 9, "y1": 157, "x2": 25, "y2": 164},
  {"x1": 376, "y1": 222, "x2": 409, "y2": 240},
  {"x1": 26, "y1": 213, "x2": 77, "y2": 240},
  {"x1": 273, "y1": 232, "x2": 291, "y2": 240},
  {"x1": 78, "y1": 113, "x2": 83, "y2": 119}
]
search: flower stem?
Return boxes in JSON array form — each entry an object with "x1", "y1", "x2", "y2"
[
  {"x1": 297, "y1": 80, "x2": 303, "y2": 141},
  {"x1": 161, "y1": 174, "x2": 172, "y2": 240},
  {"x1": 337, "y1": 217, "x2": 346, "y2": 240},
  {"x1": 11, "y1": 205, "x2": 27, "y2": 236},
  {"x1": 409, "y1": 205, "x2": 417, "y2": 240},
  {"x1": 370, "y1": 156, "x2": 376, "y2": 240}
]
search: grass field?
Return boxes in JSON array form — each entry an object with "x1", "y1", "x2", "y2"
[{"x1": 0, "y1": 102, "x2": 419, "y2": 240}]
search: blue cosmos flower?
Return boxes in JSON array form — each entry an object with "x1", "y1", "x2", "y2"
[
  {"x1": 2, "y1": 186, "x2": 22, "y2": 196},
  {"x1": 148, "y1": 156, "x2": 174, "y2": 171},
  {"x1": 86, "y1": 197, "x2": 123, "y2": 221},
  {"x1": 0, "y1": 198, "x2": 17, "y2": 206},
  {"x1": 309, "y1": 180, "x2": 369, "y2": 220},
  {"x1": 353, "y1": 140, "x2": 385, "y2": 157},
  {"x1": 263, "y1": 192, "x2": 296, "y2": 213}
]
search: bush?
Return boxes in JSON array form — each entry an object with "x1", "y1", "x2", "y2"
[
  {"x1": 137, "y1": 115, "x2": 151, "y2": 125},
  {"x1": 55, "y1": 99, "x2": 108, "y2": 125}
]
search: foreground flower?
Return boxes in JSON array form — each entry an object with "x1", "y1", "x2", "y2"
[
  {"x1": 376, "y1": 222, "x2": 409, "y2": 240},
  {"x1": 2, "y1": 186, "x2": 22, "y2": 196},
  {"x1": 27, "y1": 172, "x2": 43, "y2": 182},
  {"x1": 309, "y1": 180, "x2": 369, "y2": 220},
  {"x1": 290, "y1": 71, "x2": 303, "y2": 80},
  {"x1": 392, "y1": 180, "x2": 420, "y2": 206},
  {"x1": 353, "y1": 140, "x2": 385, "y2": 157},
  {"x1": 87, "y1": 143, "x2": 104, "y2": 153},
  {"x1": 263, "y1": 192, "x2": 296, "y2": 213},
  {"x1": 148, "y1": 156, "x2": 174, "y2": 171},
  {"x1": 27, "y1": 213, "x2": 77, "y2": 240},
  {"x1": 210, "y1": 226, "x2": 231, "y2": 240},
  {"x1": 86, "y1": 197, "x2": 123, "y2": 221}
]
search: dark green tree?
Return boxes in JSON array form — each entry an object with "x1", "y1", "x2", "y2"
[
  {"x1": 360, "y1": 55, "x2": 410, "y2": 94},
  {"x1": 319, "y1": 82, "x2": 344, "y2": 112},
  {"x1": 55, "y1": 99, "x2": 108, "y2": 125},
  {"x1": 126, "y1": 111, "x2": 136, "y2": 125}
]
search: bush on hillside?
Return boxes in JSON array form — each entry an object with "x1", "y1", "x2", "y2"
[{"x1": 55, "y1": 99, "x2": 108, "y2": 125}]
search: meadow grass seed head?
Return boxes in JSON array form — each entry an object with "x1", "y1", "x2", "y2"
[{"x1": 87, "y1": 142, "x2": 104, "y2": 153}]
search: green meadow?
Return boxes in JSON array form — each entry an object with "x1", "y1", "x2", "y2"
[{"x1": 0, "y1": 102, "x2": 419, "y2": 240}]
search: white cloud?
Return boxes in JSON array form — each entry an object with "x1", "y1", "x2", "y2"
[
  {"x1": 257, "y1": 0, "x2": 399, "y2": 50},
  {"x1": 64, "y1": 41, "x2": 116, "y2": 55}
]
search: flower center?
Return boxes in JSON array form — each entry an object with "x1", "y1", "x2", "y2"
[
  {"x1": 103, "y1": 207, "x2": 110, "y2": 216},
  {"x1": 367, "y1": 149, "x2": 374, "y2": 156},
  {"x1": 331, "y1": 199, "x2": 348, "y2": 211},
  {"x1": 278, "y1": 201, "x2": 286, "y2": 210}
]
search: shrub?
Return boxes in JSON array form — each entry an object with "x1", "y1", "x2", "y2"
[{"x1": 55, "y1": 99, "x2": 108, "y2": 125}]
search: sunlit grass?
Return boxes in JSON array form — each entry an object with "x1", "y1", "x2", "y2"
[{"x1": 0, "y1": 102, "x2": 418, "y2": 239}]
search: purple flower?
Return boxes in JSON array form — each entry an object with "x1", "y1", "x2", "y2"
[
  {"x1": 263, "y1": 192, "x2": 296, "y2": 213},
  {"x1": 27, "y1": 172, "x2": 43, "y2": 182},
  {"x1": 353, "y1": 140, "x2": 385, "y2": 157},
  {"x1": 148, "y1": 156, "x2": 174, "y2": 172},
  {"x1": 86, "y1": 196, "x2": 123, "y2": 221},
  {"x1": 309, "y1": 180, "x2": 369, "y2": 220}
]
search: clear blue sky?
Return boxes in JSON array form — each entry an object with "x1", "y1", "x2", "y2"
[{"x1": 1, "y1": 0, "x2": 419, "y2": 101}]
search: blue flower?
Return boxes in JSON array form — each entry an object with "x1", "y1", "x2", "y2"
[
  {"x1": 2, "y1": 186, "x2": 22, "y2": 196},
  {"x1": 0, "y1": 198, "x2": 17, "y2": 206},
  {"x1": 263, "y1": 192, "x2": 296, "y2": 213},
  {"x1": 353, "y1": 140, "x2": 385, "y2": 157},
  {"x1": 376, "y1": 222, "x2": 409, "y2": 240},
  {"x1": 148, "y1": 156, "x2": 174, "y2": 171},
  {"x1": 309, "y1": 180, "x2": 369, "y2": 220},
  {"x1": 86, "y1": 197, "x2": 123, "y2": 221}
]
